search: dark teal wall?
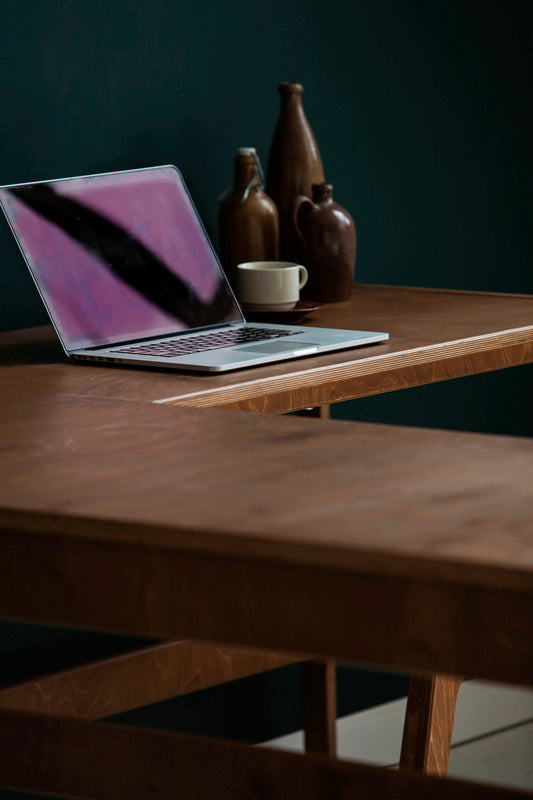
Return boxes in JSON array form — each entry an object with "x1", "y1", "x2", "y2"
[
  {"x1": 1, "y1": 0, "x2": 531, "y2": 333},
  {"x1": 0, "y1": 0, "x2": 531, "y2": 767}
]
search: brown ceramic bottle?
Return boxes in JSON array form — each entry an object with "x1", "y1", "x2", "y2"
[
  {"x1": 218, "y1": 147, "x2": 279, "y2": 293},
  {"x1": 266, "y1": 83, "x2": 325, "y2": 261},
  {"x1": 294, "y1": 183, "x2": 356, "y2": 302}
]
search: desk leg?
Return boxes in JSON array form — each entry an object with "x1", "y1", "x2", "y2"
[
  {"x1": 400, "y1": 672, "x2": 463, "y2": 776},
  {"x1": 294, "y1": 405, "x2": 331, "y2": 419},
  {"x1": 296, "y1": 408, "x2": 333, "y2": 756},
  {"x1": 296, "y1": 407, "x2": 459, "y2": 773},
  {"x1": 302, "y1": 660, "x2": 337, "y2": 757}
]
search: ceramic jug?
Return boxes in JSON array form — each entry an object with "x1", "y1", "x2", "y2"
[
  {"x1": 266, "y1": 83, "x2": 324, "y2": 262},
  {"x1": 218, "y1": 147, "x2": 279, "y2": 293},
  {"x1": 294, "y1": 183, "x2": 356, "y2": 302}
]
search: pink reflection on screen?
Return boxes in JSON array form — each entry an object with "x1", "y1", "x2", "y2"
[{"x1": 1, "y1": 167, "x2": 238, "y2": 349}]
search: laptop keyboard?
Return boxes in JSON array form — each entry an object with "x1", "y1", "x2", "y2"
[{"x1": 114, "y1": 327, "x2": 295, "y2": 357}]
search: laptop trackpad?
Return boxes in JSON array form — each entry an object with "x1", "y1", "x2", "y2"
[{"x1": 238, "y1": 341, "x2": 321, "y2": 354}]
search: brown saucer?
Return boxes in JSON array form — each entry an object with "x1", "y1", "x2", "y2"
[{"x1": 243, "y1": 300, "x2": 322, "y2": 324}]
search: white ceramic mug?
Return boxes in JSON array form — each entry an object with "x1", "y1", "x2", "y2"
[{"x1": 236, "y1": 261, "x2": 308, "y2": 310}]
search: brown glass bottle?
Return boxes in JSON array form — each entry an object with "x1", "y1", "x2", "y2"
[
  {"x1": 294, "y1": 183, "x2": 356, "y2": 302},
  {"x1": 266, "y1": 83, "x2": 325, "y2": 262},
  {"x1": 218, "y1": 147, "x2": 279, "y2": 294}
]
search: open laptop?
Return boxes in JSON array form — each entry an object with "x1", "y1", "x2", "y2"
[{"x1": 0, "y1": 165, "x2": 388, "y2": 372}]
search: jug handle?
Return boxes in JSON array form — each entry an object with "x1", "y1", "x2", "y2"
[{"x1": 293, "y1": 195, "x2": 316, "y2": 242}]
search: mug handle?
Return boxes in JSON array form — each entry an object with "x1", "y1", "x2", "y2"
[{"x1": 298, "y1": 265, "x2": 308, "y2": 290}]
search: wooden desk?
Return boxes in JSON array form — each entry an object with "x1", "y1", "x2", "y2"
[
  {"x1": 0, "y1": 394, "x2": 531, "y2": 798},
  {"x1": 1, "y1": 284, "x2": 532, "y2": 797},
  {"x1": 1, "y1": 285, "x2": 532, "y2": 411}
]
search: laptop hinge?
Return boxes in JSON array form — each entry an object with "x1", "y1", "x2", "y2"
[{"x1": 83, "y1": 321, "x2": 245, "y2": 351}]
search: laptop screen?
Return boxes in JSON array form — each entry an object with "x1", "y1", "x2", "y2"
[{"x1": 0, "y1": 165, "x2": 242, "y2": 350}]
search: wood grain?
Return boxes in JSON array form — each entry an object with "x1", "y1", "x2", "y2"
[
  {"x1": 1, "y1": 396, "x2": 531, "y2": 589},
  {"x1": 400, "y1": 673, "x2": 463, "y2": 776},
  {"x1": 160, "y1": 337, "x2": 533, "y2": 412},
  {"x1": 0, "y1": 640, "x2": 298, "y2": 720},
  {"x1": 1, "y1": 520, "x2": 532, "y2": 686},
  {"x1": 1, "y1": 285, "x2": 531, "y2": 412},
  {"x1": 0, "y1": 709, "x2": 527, "y2": 799},
  {"x1": 0, "y1": 398, "x2": 531, "y2": 686}
]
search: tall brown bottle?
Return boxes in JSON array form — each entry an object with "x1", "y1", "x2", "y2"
[
  {"x1": 266, "y1": 82, "x2": 325, "y2": 262},
  {"x1": 218, "y1": 147, "x2": 279, "y2": 294}
]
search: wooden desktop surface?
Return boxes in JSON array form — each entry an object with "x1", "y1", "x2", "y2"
[
  {"x1": 1, "y1": 284, "x2": 532, "y2": 412},
  {"x1": 1, "y1": 393, "x2": 531, "y2": 687}
]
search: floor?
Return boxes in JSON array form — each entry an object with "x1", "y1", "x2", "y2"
[{"x1": 265, "y1": 680, "x2": 533, "y2": 791}]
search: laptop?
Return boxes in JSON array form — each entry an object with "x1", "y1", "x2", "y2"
[{"x1": 0, "y1": 165, "x2": 388, "y2": 372}]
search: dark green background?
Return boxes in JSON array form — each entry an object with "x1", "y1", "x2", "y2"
[
  {"x1": 1, "y1": 0, "x2": 531, "y2": 326},
  {"x1": 0, "y1": 0, "x2": 531, "y2": 777}
]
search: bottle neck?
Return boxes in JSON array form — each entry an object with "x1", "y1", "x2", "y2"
[
  {"x1": 312, "y1": 183, "x2": 334, "y2": 204},
  {"x1": 218, "y1": 151, "x2": 266, "y2": 204},
  {"x1": 278, "y1": 82, "x2": 305, "y2": 116},
  {"x1": 279, "y1": 92, "x2": 305, "y2": 120},
  {"x1": 233, "y1": 155, "x2": 264, "y2": 190}
]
